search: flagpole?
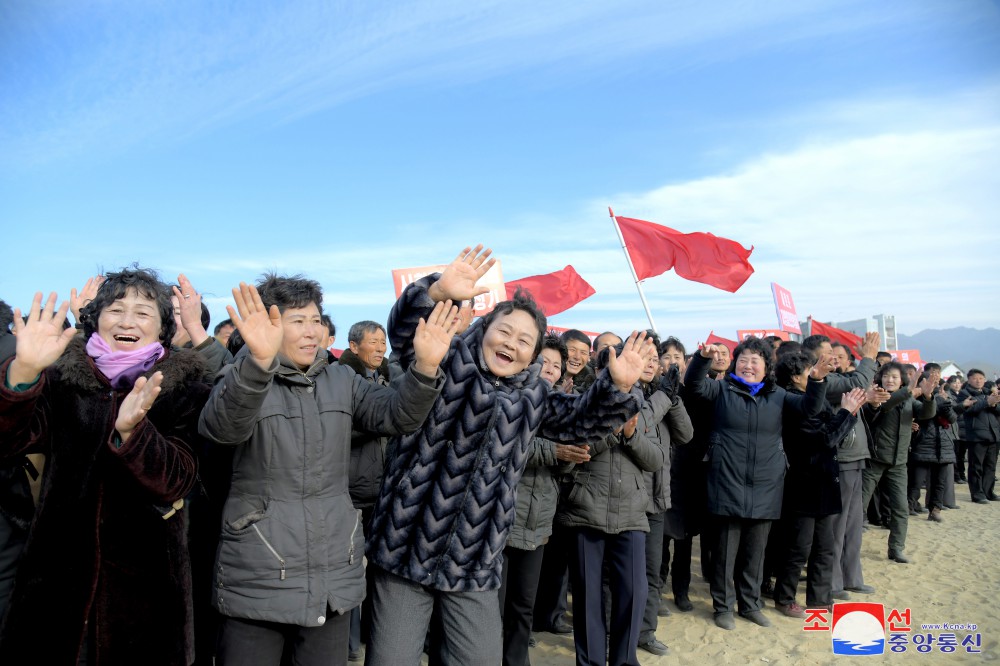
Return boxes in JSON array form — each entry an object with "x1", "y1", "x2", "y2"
[{"x1": 609, "y1": 207, "x2": 658, "y2": 334}]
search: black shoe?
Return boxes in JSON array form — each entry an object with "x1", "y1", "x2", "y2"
[
  {"x1": 528, "y1": 634, "x2": 537, "y2": 648},
  {"x1": 888, "y1": 550, "x2": 911, "y2": 564},
  {"x1": 638, "y1": 638, "x2": 670, "y2": 656},
  {"x1": 974, "y1": 498, "x2": 990, "y2": 505},
  {"x1": 832, "y1": 590, "x2": 851, "y2": 600},
  {"x1": 675, "y1": 595, "x2": 694, "y2": 612},
  {"x1": 549, "y1": 618, "x2": 573, "y2": 634},
  {"x1": 741, "y1": 610, "x2": 772, "y2": 627},
  {"x1": 348, "y1": 649, "x2": 363, "y2": 662},
  {"x1": 956, "y1": 478, "x2": 967, "y2": 484},
  {"x1": 714, "y1": 612, "x2": 735, "y2": 630},
  {"x1": 657, "y1": 602, "x2": 672, "y2": 617},
  {"x1": 988, "y1": 495, "x2": 1000, "y2": 502},
  {"x1": 908, "y1": 507, "x2": 918, "y2": 516},
  {"x1": 845, "y1": 584, "x2": 876, "y2": 594}
]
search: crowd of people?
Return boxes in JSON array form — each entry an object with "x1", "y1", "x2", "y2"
[{"x1": 0, "y1": 247, "x2": 997, "y2": 666}]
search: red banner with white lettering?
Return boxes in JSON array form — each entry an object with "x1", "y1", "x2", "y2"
[{"x1": 771, "y1": 282, "x2": 801, "y2": 334}]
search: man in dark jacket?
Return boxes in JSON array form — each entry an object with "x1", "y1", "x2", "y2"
[{"x1": 957, "y1": 369, "x2": 1000, "y2": 503}]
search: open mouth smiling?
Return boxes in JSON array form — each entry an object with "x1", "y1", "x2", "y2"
[
  {"x1": 113, "y1": 335, "x2": 140, "y2": 345},
  {"x1": 496, "y1": 351, "x2": 514, "y2": 364}
]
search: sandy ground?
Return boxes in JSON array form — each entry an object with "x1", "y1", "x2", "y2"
[{"x1": 526, "y1": 481, "x2": 999, "y2": 665}]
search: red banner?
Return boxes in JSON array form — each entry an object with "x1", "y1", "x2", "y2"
[
  {"x1": 545, "y1": 326, "x2": 601, "y2": 344},
  {"x1": 808, "y1": 318, "x2": 863, "y2": 350},
  {"x1": 889, "y1": 349, "x2": 924, "y2": 368},
  {"x1": 771, "y1": 282, "x2": 801, "y2": 334},
  {"x1": 705, "y1": 331, "x2": 739, "y2": 353},
  {"x1": 737, "y1": 329, "x2": 789, "y2": 341},
  {"x1": 391, "y1": 261, "x2": 506, "y2": 316}
]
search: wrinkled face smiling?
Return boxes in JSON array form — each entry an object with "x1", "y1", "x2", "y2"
[
  {"x1": 482, "y1": 310, "x2": 538, "y2": 378},
  {"x1": 734, "y1": 351, "x2": 767, "y2": 384},
  {"x1": 97, "y1": 289, "x2": 163, "y2": 351},
  {"x1": 538, "y1": 347, "x2": 563, "y2": 386},
  {"x1": 279, "y1": 303, "x2": 323, "y2": 370}
]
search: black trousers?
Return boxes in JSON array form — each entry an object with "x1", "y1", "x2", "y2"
[
  {"x1": 568, "y1": 528, "x2": 646, "y2": 666},
  {"x1": 639, "y1": 512, "x2": 665, "y2": 644},
  {"x1": 773, "y1": 514, "x2": 836, "y2": 607},
  {"x1": 218, "y1": 611, "x2": 350, "y2": 666},
  {"x1": 709, "y1": 516, "x2": 771, "y2": 616},
  {"x1": 908, "y1": 462, "x2": 953, "y2": 510},
  {"x1": 532, "y1": 525, "x2": 570, "y2": 631},
  {"x1": 499, "y1": 545, "x2": 546, "y2": 666},
  {"x1": 968, "y1": 442, "x2": 999, "y2": 501},
  {"x1": 955, "y1": 440, "x2": 968, "y2": 480}
]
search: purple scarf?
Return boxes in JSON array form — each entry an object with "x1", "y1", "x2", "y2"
[{"x1": 86, "y1": 334, "x2": 165, "y2": 389}]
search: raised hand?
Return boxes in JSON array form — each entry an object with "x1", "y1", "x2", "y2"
[
  {"x1": 913, "y1": 375, "x2": 935, "y2": 399},
  {"x1": 840, "y1": 387, "x2": 867, "y2": 415},
  {"x1": 427, "y1": 245, "x2": 496, "y2": 303},
  {"x1": 856, "y1": 332, "x2": 880, "y2": 360},
  {"x1": 809, "y1": 353, "x2": 836, "y2": 380},
  {"x1": 227, "y1": 282, "x2": 283, "y2": 370},
  {"x1": 172, "y1": 273, "x2": 209, "y2": 346},
  {"x1": 865, "y1": 384, "x2": 891, "y2": 406},
  {"x1": 115, "y1": 371, "x2": 163, "y2": 441},
  {"x1": 622, "y1": 413, "x2": 640, "y2": 438},
  {"x1": 9, "y1": 292, "x2": 77, "y2": 386},
  {"x1": 412, "y1": 300, "x2": 461, "y2": 376},
  {"x1": 607, "y1": 330, "x2": 652, "y2": 393},
  {"x1": 70, "y1": 275, "x2": 105, "y2": 323},
  {"x1": 700, "y1": 342, "x2": 727, "y2": 358}
]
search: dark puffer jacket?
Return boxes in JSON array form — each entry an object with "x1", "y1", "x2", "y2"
[
  {"x1": 639, "y1": 389, "x2": 694, "y2": 515},
  {"x1": 911, "y1": 394, "x2": 958, "y2": 464},
  {"x1": 339, "y1": 349, "x2": 392, "y2": 509},
  {"x1": 864, "y1": 388, "x2": 936, "y2": 466},
  {"x1": 684, "y1": 353, "x2": 828, "y2": 520},
  {"x1": 957, "y1": 385, "x2": 1000, "y2": 443},
  {"x1": 366, "y1": 276, "x2": 643, "y2": 592},
  {"x1": 0, "y1": 339, "x2": 208, "y2": 666}
]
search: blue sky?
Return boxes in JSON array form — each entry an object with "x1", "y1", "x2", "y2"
[{"x1": 2, "y1": 0, "x2": 999, "y2": 352}]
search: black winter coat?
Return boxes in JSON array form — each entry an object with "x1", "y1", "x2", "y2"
[
  {"x1": 957, "y1": 386, "x2": 1000, "y2": 443},
  {"x1": 911, "y1": 394, "x2": 958, "y2": 464},
  {"x1": 339, "y1": 348, "x2": 392, "y2": 508},
  {"x1": 0, "y1": 338, "x2": 209, "y2": 666},
  {"x1": 685, "y1": 354, "x2": 828, "y2": 520}
]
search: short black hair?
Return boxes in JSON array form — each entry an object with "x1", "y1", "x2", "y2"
[
  {"x1": 213, "y1": 318, "x2": 234, "y2": 336},
  {"x1": 775, "y1": 340, "x2": 802, "y2": 358},
  {"x1": 659, "y1": 336, "x2": 686, "y2": 357},
  {"x1": 596, "y1": 341, "x2": 625, "y2": 370},
  {"x1": 763, "y1": 335, "x2": 784, "y2": 347},
  {"x1": 831, "y1": 341, "x2": 855, "y2": 363},
  {"x1": 776, "y1": 352, "x2": 812, "y2": 390},
  {"x1": 728, "y1": 336, "x2": 775, "y2": 380},
  {"x1": 876, "y1": 351, "x2": 893, "y2": 363},
  {"x1": 256, "y1": 273, "x2": 323, "y2": 313},
  {"x1": 874, "y1": 361, "x2": 906, "y2": 388},
  {"x1": 321, "y1": 314, "x2": 336, "y2": 338},
  {"x1": 480, "y1": 287, "x2": 547, "y2": 358},
  {"x1": 80, "y1": 266, "x2": 175, "y2": 345},
  {"x1": 593, "y1": 331, "x2": 621, "y2": 352},
  {"x1": 802, "y1": 334, "x2": 831, "y2": 352},
  {"x1": 226, "y1": 328, "x2": 245, "y2": 356},
  {"x1": 0, "y1": 299, "x2": 13, "y2": 332},
  {"x1": 560, "y1": 329, "x2": 591, "y2": 350},
  {"x1": 967, "y1": 368, "x2": 986, "y2": 379},
  {"x1": 923, "y1": 362, "x2": 941, "y2": 373},
  {"x1": 541, "y1": 334, "x2": 567, "y2": 378},
  {"x1": 199, "y1": 302, "x2": 211, "y2": 330},
  {"x1": 348, "y1": 320, "x2": 385, "y2": 345}
]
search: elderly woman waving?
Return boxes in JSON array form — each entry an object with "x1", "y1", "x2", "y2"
[
  {"x1": 684, "y1": 336, "x2": 833, "y2": 631},
  {"x1": 0, "y1": 268, "x2": 211, "y2": 665}
]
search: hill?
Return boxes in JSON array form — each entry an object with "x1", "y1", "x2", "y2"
[{"x1": 898, "y1": 327, "x2": 1000, "y2": 376}]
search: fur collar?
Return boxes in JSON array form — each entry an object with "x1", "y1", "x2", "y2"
[
  {"x1": 52, "y1": 336, "x2": 207, "y2": 394},
  {"x1": 339, "y1": 347, "x2": 390, "y2": 380}
]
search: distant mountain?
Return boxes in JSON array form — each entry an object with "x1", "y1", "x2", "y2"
[{"x1": 898, "y1": 327, "x2": 1000, "y2": 375}]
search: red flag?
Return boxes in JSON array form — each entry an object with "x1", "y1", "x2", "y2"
[
  {"x1": 808, "y1": 318, "x2": 863, "y2": 350},
  {"x1": 505, "y1": 265, "x2": 596, "y2": 317},
  {"x1": 705, "y1": 331, "x2": 739, "y2": 353},
  {"x1": 612, "y1": 212, "x2": 754, "y2": 292}
]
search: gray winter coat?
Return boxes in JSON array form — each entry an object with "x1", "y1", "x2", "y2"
[
  {"x1": 555, "y1": 417, "x2": 667, "y2": 534},
  {"x1": 639, "y1": 390, "x2": 694, "y2": 515},
  {"x1": 825, "y1": 359, "x2": 878, "y2": 464},
  {"x1": 505, "y1": 437, "x2": 568, "y2": 551},
  {"x1": 198, "y1": 349, "x2": 443, "y2": 627}
]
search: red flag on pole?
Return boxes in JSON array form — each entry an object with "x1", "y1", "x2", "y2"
[
  {"x1": 612, "y1": 214, "x2": 754, "y2": 292},
  {"x1": 705, "y1": 331, "x2": 739, "y2": 353},
  {"x1": 505, "y1": 265, "x2": 596, "y2": 317},
  {"x1": 808, "y1": 318, "x2": 863, "y2": 350}
]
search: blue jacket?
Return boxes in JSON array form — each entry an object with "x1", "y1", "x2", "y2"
[{"x1": 366, "y1": 276, "x2": 642, "y2": 592}]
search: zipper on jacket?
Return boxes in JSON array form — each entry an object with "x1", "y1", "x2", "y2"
[
  {"x1": 252, "y1": 524, "x2": 287, "y2": 580},
  {"x1": 348, "y1": 510, "x2": 361, "y2": 564}
]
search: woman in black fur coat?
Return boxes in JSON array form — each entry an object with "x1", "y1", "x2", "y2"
[{"x1": 0, "y1": 268, "x2": 210, "y2": 665}]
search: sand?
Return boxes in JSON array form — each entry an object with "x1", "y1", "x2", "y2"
[{"x1": 528, "y1": 481, "x2": 999, "y2": 665}]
